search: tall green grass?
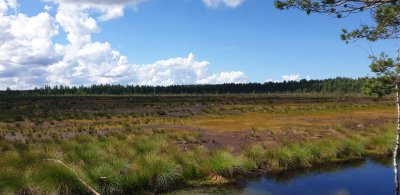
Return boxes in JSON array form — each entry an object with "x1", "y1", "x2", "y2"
[
  {"x1": 244, "y1": 144, "x2": 267, "y2": 168},
  {"x1": 140, "y1": 153, "x2": 182, "y2": 190},
  {"x1": 202, "y1": 151, "x2": 244, "y2": 177},
  {"x1": 366, "y1": 128, "x2": 395, "y2": 155},
  {"x1": 31, "y1": 162, "x2": 86, "y2": 195},
  {"x1": 248, "y1": 137, "x2": 380, "y2": 171},
  {"x1": 266, "y1": 144, "x2": 313, "y2": 170},
  {"x1": 0, "y1": 125, "x2": 396, "y2": 194},
  {"x1": 87, "y1": 163, "x2": 123, "y2": 195}
]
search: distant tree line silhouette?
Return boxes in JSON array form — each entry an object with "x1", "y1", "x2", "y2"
[{"x1": 1, "y1": 77, "x2": 365, "y2": 96}]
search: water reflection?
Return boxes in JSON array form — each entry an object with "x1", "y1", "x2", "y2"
[
  {"x1": 167, "y1": 158, "x2": 395, "y2": 195},
  {"x1": 263, "y1": 159, "x2": 368, "y2": 184}
]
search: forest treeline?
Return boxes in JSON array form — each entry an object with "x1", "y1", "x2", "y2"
[{"x1": 1, "y1": 77, "x2": 365, "y2": 96}]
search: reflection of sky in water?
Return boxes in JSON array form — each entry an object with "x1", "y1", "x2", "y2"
[{"x1": 168, "y1": 159, "x2": 394, "y2": 195}]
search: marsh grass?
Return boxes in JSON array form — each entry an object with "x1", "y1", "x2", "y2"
[
  {"x1": 249, "y1": 136, "x2": 380, "y2": 171},
  {"x1": 87, "y1": 164, "x2": 123, "y2": 195},
  {"x1": 136, "y1": 153, "x2": 182, "y2": 190},
  {"x1": 244, "y1": 144, "x2": 267, "y2": 168},
  {"x1": 133, "y1": 135, "x2": 168, "y2": 154},
  {"x1": 366, "y1": 128, "x2": 395, "y2": 155},
  {"x1": 0, "y1": 169, "x2": 30, "y2": 195},
  {"x1": 203, "y1": 151, "x2": 244, "y2": 177},
  {"x1": 336, "y1": 139, "x2": 365, "y2": 158},
  {"x1": 309, "y1": 140, "x2": 340, "y2": 162},
  {"x1": 267, "y1": 146, "x2": 304, "y2": 170},
  {"x1": 0, "y1": 95, "x2": 397, "y2": 194},
  {"x1": 0, "y1": 125, "x2": 396, "y2": 194},
  {"x1": 174, "y1": 147, "x2": 208, "y2": 180},
  {"x1": 31, "y1": 162, "x2": 86, "y2": 195}
]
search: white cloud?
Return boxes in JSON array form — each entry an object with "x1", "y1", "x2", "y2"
[
  {"x1": 97, "y1": 6, "x2": 124, "y2": 21},
  {"x1": 282, "y1": 74, "x2": 301, "y2": 81},
  {"x1": 0, "y1": 0, "x2": 248, "y2": 89},
  {"x1": 202, "y1": 0, "x2": 245, "y2": 8},
  {"x1": 197, "y1": 71, "x2": 247, "y2": 84},
  {"x1": 55, "y1": 3, "x2": 99, "y2": 46},
  {"x1": 51, "y1": 0, "x2": 144, "y2": 21},
  {"x1": 0, "y1": 1, "x2": 8, "y2": 15},
  {"x1": 55, "y1": 0, "x2": 143, "y2": 5},
  {"x1": 134, "y1": 53, "x2": 247, "y2": 86},
  {"x1": 0, "y1": 5, "x2": 60, "y2": 88},
  {"x1": 265, "y1": 75, "x2": 311, "y2": 83},
  {"x1": 0, "y1": 0, "x2": 18, "y2": 15},
  {"x1": 46, "y1": 52, "x2": 247, "y2": 87},
  {"x1": 44, "y1": 5, "x2": 52, "y2": 12}
]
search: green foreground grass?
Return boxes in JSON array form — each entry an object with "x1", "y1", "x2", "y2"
[{"x1": 0, "y1": 124, "x2": 395, "y2": 195}]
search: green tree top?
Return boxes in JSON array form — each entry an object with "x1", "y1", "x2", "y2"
[
  {"x1": 363, "y1": 52, "x2": 400, "y2": 99},
  {"x1": 275, "y1": 0, "x2": 400, "y2": 41}
]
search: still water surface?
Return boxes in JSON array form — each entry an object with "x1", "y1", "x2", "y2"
[{"x1": 168, "y1": 159, "x2": 395, "y2": 195}]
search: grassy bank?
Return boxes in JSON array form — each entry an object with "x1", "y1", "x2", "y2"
[{"x1": 0, "y1": 124, "x2": 395, "y2": 194}]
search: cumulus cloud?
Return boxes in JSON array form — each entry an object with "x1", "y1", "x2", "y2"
[
  {"x1": 46, "y1": 51, "x2": 247, "y2": 87},
  {"x1": 55, "y1": 0, "x2": 143, "y2": 5},
  {"x1": 0, "y1": 1, "x2": 8, "y2": 14},
  {"x1": 197, "y1": 71, "x2": 247, "y2": 84},
  {"x1": 51, "y1": 0, "x2": 144, "y2": 21},
  {"x1": 265, "y1": 75, "x2": 311, "y2": 83},
  {"x1": 0, "y1": 0, "x2": 247, "y2": 89},
  {"x1": 202, "y1": 0, "x2": 245, "y2": 8},
  {"x1": 0, "y1": 0, "x2": 18, "y2": 15},
  {"x1": 134, "y1": 53, "x2": 247, "y2": 86},
  {"x1": 282, "y1": 74, "x2": 301, "y2": 81},
  {"x1": 44, "y1": 5, "x2": 52, "y2": 12},
  {"x1": 0, "y1": 3, "x2": 60, "y2": 89}
]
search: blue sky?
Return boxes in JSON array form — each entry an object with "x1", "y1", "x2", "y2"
[
  {"x1": 0, "y1": 0, "x2": 398, "y2": 89},
  {"x1": 104, "y1": 0, "x2": 397, "y2": 81}
]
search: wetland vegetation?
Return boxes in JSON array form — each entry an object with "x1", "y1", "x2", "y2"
[{"x1": 0, "y1": 93, "x2": 396, "y2": 194}]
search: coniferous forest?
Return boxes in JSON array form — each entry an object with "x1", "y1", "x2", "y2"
[{"x1": 1, "y1": 77, "x2": 365, "y2": 96}]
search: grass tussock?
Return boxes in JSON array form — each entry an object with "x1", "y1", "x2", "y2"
[
  {"x1": 366, "y1": 127, "x2": 396, "y2": 155},
  {"x1": 31, "y1": 162, "x2": 86, "y2": 195},
  {"x1": 203, "y1": 151, "x2": 244, "y2": 177},
  {"x1": 266, "y1": 144, "x2": 313, "y2": 170},
  {"x1": 244, "y1": 144, "x2": 267, "y2": 168},
  {"x1": 139, "y1": 153, "x2": 182, "y2": 190}
]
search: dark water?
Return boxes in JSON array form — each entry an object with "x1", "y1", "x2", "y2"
[{"x1": 168, "y1": 158, "x2": 395, "y2": 195}]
